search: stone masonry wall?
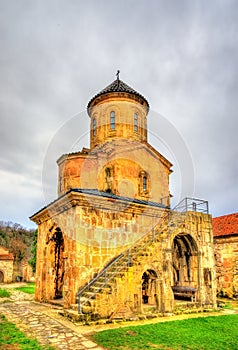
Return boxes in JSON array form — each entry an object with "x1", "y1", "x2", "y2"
[
  {"x1": 81, "y1": 211, "x2": 216, "y2": 318},
  {"x1": 214, "y1": 235, "x2": 238, "y2": 298},
  {"x1": 34, "y1": 193, "x2": 166, "y2": 307},
  {"x1": 0, "y1": 260, "x2": 14, "y2": 283}
]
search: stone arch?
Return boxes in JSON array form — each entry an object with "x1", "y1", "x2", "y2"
[
  {"x1": 172, "y1": 234, "x2": 198, "y2": 289},
  {"x1": 142, "y1": 269, "x2": 158, "y2": 305},
  {"x1": 47, "y1": 227, "x2": 65, "y2": 299},
  {"x1": 0, "y1": 270, "x2": 4, "y2": 283}
]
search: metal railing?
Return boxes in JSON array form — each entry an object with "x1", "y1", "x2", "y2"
[{"x1": 174, "y1": 197, "x2": 209, "y2": 214}]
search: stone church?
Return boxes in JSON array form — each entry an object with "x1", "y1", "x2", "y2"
[{"x1": 30, "y1": 76, "x2": 216, "y2": 318}]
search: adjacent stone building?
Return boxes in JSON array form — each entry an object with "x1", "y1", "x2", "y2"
[
  {"x1": 213, "y1": 213, "x2": 238, "y2": 298},
  {"x1": 31, "y1": 76, "x2": 216, "y2": 318},
  {"x1": 0, "y1": 246, "x2": 14, "y2": 283}
]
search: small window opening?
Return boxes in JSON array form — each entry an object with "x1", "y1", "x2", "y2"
[
  {"x1": 93, "y1": 118, "x2": 96, "y2": 136},
  {"x1": 134, "y1": 113, "x2": 138, "y2": 132},
  {"x1": 143, "y1": 176, "x2": 147, "y2": 191},
  {"x1": 110, "y1": 111, "x2": 115, "y2": 130},
  {"x1": 59, "y1": 176, "x2": 63, "y2": 192}
]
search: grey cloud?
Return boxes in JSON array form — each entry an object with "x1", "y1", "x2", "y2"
[{"x1": 0, "y1": 0, "x2": 237, "y2": 227}]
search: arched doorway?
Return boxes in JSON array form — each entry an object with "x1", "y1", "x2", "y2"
[
  {"x1": 0, "y1": 270, "x2": 4, "y2": 283},
  {"x1": 172, "y1": 234, "x2": 198, "y2": 300},
  {"x1": 142, "y1": 269, "x2": 157, "y2": 305},
  {"x1": 47, "y1": 227, "x2": 65, "y2": 299}
]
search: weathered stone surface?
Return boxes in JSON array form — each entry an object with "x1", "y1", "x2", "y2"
[
  {"x1": 0, "y1": 246, "x2": 14, "y2": 282},
  {"x1": 213, "y1": 213, "x2": 238, "y2": 298},
  {"x1": 214, "y1": 235, "x2": 238, "y2": 298}
]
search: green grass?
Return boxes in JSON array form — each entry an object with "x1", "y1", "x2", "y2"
[
  {"x1": 92, "y1": 314, "x2": 238, "y2": 350},
  {"x1": 14, "y1": 283, "x2": 35, "y2": 294},
  {"x1": 0, "y1": 314, "x2": 54, "y2": 349},
  {"x1": 0, "y1": 288, "x2": 11, "y2": 298}
]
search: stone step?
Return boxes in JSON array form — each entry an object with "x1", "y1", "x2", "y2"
[
  {"x1": 82, "y1": 291, "x2": 97, "y2": 299},
  {"x1": 70, "y1": 303, "x2": 79, "y2": 311},
  {"x1": 47, "y1": 298, "x2": 64, "y2": 308}
]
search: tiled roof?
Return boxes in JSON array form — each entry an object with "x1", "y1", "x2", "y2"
[
  {"x1": 70, "y1": 188, "x2": 167, "y2": 208},
  {"x1": 0, "y1": 253, "x2": 14, "y2": 260},
  {"x1": 87, "y1": 78, "x2": 149, "y2": 109},
  {"x1": 30, "y1": 188, "x2": 169, "y2": 219},
  {"x1": 213, "y1": 213, "x2": 238, "y2": 237}
]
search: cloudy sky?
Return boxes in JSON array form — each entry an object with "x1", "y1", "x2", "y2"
[{"x1": 0, "y1": 0, "x2": 237, "y2": 229}]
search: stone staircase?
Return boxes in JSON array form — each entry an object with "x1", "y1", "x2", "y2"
[{"x1": 76, "y1": 197, "x2": 208, "y2": 314}]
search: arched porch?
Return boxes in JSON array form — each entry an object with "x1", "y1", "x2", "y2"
[{"x1": 172, "y1": 234, "x2": 198, "y2": 301}]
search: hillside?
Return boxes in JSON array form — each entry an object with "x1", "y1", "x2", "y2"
[{"x1": 0, "y1": 221, "x2": 36, "y2": 278}]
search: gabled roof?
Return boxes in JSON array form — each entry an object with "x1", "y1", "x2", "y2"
[
  {"x1": 213, "y1": 213, "x2": 238, "y2": 237},
  {"x1": 87, "y1": 78, "x2": 149, "y2": 110},
  {"x1": 0, "y1": 246, "x2": 14, "y2": 260},
  {"x1": 0, "y1": 254, "x2": 14, "y2": 260}
]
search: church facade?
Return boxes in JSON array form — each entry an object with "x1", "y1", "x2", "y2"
[{"x1": 31, "y1": 77, "x2": 216, "y2": 318}]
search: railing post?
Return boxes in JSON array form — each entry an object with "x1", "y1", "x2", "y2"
[
  {"x1": 206, "y1": 201, "x2": 209, "y2": 214},
  {"x1": 192, "y1": 202, "x2": 197, "y2": 212}
]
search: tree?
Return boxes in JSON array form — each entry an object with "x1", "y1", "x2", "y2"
[{"x1": 28, "y1": 229, "x2": 38, "y2": 273}]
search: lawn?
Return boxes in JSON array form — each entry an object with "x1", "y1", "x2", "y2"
[
  {"x1": 0, "y1": 314, "x2": 54, "y2": 350},
  {"x1": 92, "y1": 314, "x2": 238, "y2": 350},
  {"x1": 0, "y1": 288, "x2": 11, "y2": 298},
  {"x1": 14, "y1": 283, "x2": 35, "y2": 294}
]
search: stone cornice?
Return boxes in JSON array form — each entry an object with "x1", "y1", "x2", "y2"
[{"x1": 30, "y1": 189, "x2": 168, "y2": 225}]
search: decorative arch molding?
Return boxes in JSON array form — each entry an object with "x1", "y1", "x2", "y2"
[
  {"x1": 141, "y1": 268, "x2": 158, "y2": 305},
  {"x1": 172, "y1": 233, "x2": 199, "y2": 290},
  {"x1": 46, "y1": 227, "x2": 65, "y2": 299}
]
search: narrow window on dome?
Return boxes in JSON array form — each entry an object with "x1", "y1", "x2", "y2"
[
  {"x1": 134, "y1": 113, "x2": 138, "y2": 132},
  {"x1": 93, "y1": 118, "x2": 96, "y2": 136},
  {"x1": 143, "y1": 176, "x2": 147, "y2": 191},
  {"x1": 59, "y1": 176, "x2": 63, "y2": 192},
  {"x1": 110, "y1": 111, "x2": 115, "y2": 130}
]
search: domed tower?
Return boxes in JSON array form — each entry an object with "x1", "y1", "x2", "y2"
[
  {"x1": 87, "y1": 73, "x2": 149, "y2": 148},
  {"x1": 57, "y1": 74, "x2": 172, "y2": 205}
]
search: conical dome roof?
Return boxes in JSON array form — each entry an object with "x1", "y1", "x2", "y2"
[{"x1": 87, "y1": 78, "x2": 149, "y2": 110}]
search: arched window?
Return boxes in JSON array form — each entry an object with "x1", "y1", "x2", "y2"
[
  {"x1": 143, "y1": 176, "x2": 147, "y2": 191},
  {"x1": 93, "y1": 118, "x2": 96, "y2": 136},
  {"x1": 139, "y1": 170, "x2": 149, "y2": 195},
  {"x1": 110, "y1": 111, "x2": 115, "y2": 130},
  {"x1": 105, "y1": 167, "x2": 112, "y2": 193},
  {"x1": 134, "y1": 113, "x2": 138, "y2": 132}
]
